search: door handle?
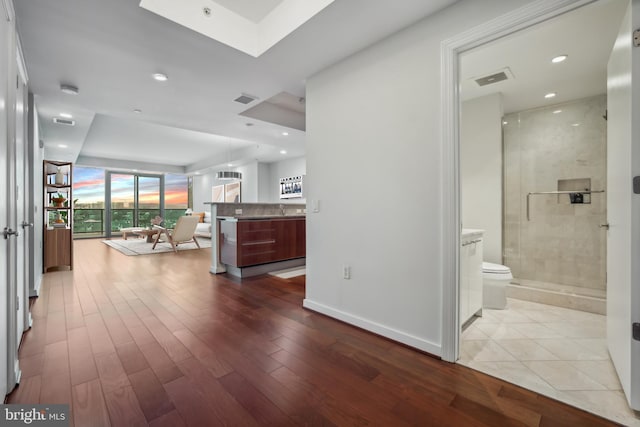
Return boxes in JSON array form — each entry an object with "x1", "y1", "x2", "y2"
[
  {"x1": 599, "y1": 223, "x2": 610, "y2": 230},
  {"x1": 3, "y1": 227, "x2": 19, "y2": 239},
  {"x1": 21, "y1": 221, "x2": 33, "y2": 229}
]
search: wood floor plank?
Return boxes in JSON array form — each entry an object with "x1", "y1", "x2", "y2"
[
  {"x1": 45, "y1": 311, "x2": 67, "y2": 344},
  {"x1": 84, "y1": 313, "x2": 116, "y2": 356},
  {"x1": 148, "y1": 410, "x2": 187, "y2": 427},
  {"x1": 175, "y1": 357, "x2": 260, "y2": 426},
  {"x1": 11, "y1": 239, "x2": 618, "y2": 427},
  {"x1": 17, "y1": 352, "x2": 45, "y2": 379},
  {"x1": 218, "y1": 371, "x2": 296, "y2": 426},
  {"x1": 67, "y1": 327, "x2": 99, "y2": 386},
  {"x1": 115, "y1": 342, "x2": 150, "y2": 375},
  {"x1": 103, "y1": 385, "x2": 147, "y2": 427},
  {"x1": 270, "y1": 348, "x2": 412, "y2": 427},
  {"x1": 138, "y1": 316, "x2": 192, "y2": 363},
  {"x1": 128, "y1": 368, "x2": 176, "y2": 422},
  {"x1": 42, "y1": 340, "x2": 70, "y2": 379},
  {"x1": 101, "y1": 311, "x2": 134, "y2": 346},
  {"x1": 163, "y1": 376, "x2": 226, "y2": 427},
  {"x1": 94, "y1": 352, "x2": 131, "y2": 394},
  {"x1": 72, "y1": 379, "x2": 111, "y2": 427}
]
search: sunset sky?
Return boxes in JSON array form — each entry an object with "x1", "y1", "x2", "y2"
[{"x1": 73, "y1": 167, "x2": 188, "y2": 208}]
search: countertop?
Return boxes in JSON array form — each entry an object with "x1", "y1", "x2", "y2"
[{"x1": 218, "y1": 215, "x2": 306, "y2": 221}]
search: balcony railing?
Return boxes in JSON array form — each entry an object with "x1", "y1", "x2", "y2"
[{"x1": 73, "y1": 208, "x2": 187, "y2": 237}]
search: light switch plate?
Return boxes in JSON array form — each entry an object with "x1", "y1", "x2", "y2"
[{"x1": 235, "y1": 209, "x2": 243, "y2": 215}]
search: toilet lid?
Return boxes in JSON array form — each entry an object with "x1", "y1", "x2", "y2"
[{"x1": 482, "y1": 262, "x2": 511, "y2": 274}]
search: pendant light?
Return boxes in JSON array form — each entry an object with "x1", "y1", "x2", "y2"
[{"x1": 217, "y1": 143, "x2": 242, "y2": 180}]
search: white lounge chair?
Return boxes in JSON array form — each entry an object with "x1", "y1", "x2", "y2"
[{"x1": 152, "y1": 215, "x2": 200, "y2": 253}]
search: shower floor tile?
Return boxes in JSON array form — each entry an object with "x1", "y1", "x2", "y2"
[{"x1": 459, "y1": 298, "x2": 640, "y2": 426}]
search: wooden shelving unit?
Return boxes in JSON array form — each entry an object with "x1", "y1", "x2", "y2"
[{"x1": 44, "y1": 160, "x2": 73, "y2": 271}]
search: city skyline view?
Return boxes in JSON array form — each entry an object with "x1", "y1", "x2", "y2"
[{"x1": 73, "y1": 167, "x2": 188, "y2": 208}]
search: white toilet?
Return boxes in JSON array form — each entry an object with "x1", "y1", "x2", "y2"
[{"x1": 482, "y1": 262, "x2": 512, "y2": 309}]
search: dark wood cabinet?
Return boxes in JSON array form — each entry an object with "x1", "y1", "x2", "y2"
[
  {"x1": 220, "y1": 217, "x2": 305, "y2": 268},
  {"x1": 44, "y1": 228, "x2": 72, "y2": 270}
]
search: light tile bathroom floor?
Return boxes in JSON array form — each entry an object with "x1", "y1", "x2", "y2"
[{"x1": 459, "y1": 298, "x2": 640, "y2": 426}]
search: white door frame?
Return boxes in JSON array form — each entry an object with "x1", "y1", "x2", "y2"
[
  {"x1": 4, "y1": 0, "x2": 20, "y2": 390},
  {"x1": 16, "y1": 34, "x2": 30, "y2": 336},
  {"x1": 440, "y1": 0, "x2": 598, "y2": 363}
]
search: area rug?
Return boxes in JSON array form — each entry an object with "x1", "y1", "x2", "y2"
[
  {"x1": 268, "y1": 267, "x2": 306, "y2": 279},
  {"x1": 103, "y1": 237, "x2": 211, "y2": 256}
]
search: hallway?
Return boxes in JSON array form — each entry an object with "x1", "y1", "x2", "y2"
[{"x1": 8, "y1": 239, "x2": 616, "y2": 426}]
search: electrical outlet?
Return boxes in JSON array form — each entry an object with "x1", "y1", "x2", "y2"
[
  {"x1": 296, "y1": 209, "x2": 302, "y2": 213},
  {"x1": 235, "y1": 209, "x2": 243, "y2": 215},
  {"x1": 343, "y1": 265, "x2": 351, "y2": 279}
]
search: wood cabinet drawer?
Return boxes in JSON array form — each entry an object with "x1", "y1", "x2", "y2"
[{"x1": 220, "y1": 218, "x2": 306, "y2": 268}]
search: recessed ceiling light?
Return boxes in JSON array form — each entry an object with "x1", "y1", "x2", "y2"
[
  {"x1": 227, "y1": 163, "x2": 233, "y2": 167},
  {"x1": 553, "y1": 110, "x2": 562, "y2": 114},
  {"x1": 572, "y1": 123, "x2": 580, "y2": 127},
  {"x1": 282, "y1": 132, "x2": 289, "y2": 136},
  {"x1": 59, "y1": 112, "x2": 73, "y2": 119},
  {"x1": 57, "y1": 144, "x2": 68, "y2": 148},
  {"x1": 195, "y1": 171, "x2": 201, "y2": 175},
  {"x1": 280, "y1": 150, "x2": 287, "y2": 154},
  {"x1": 502, "y1": 121, "x2": 508, "y2": 125},
  {"x1": 545, "y1": 92, "x2": 557, "y2": 99},
  {"x1": 552, "y1": 55, "x2": 568, "y2": 63},
  {"x1": 60, "y1": 84, "x2": 79, "y2": 95},
  {"x1": 152, "y1": 73, "x2": 168, "y2": 82},
  {"x1": 133, "y1": 109, "x2": 142, "y2": 114}
]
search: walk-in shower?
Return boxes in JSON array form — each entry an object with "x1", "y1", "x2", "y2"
[{"x1": 503, "y1": 95, "x2": 607, "y2": 314}]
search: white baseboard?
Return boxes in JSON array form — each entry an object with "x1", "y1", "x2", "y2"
[
  {"x1": 302, "y1": 299, "x2": 441, "y2": 356},
  {"x1": 30, "y1": 274, "x2": 42, "y2": 297}
]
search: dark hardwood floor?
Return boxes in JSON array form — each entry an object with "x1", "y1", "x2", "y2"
[{"x1": 7, "y1": 239, "x2": 618, "y2": 426}]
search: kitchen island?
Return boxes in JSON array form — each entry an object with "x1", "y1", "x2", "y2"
[{"x1": 205, "y1": 202, "x2": 306, "y2": 277}]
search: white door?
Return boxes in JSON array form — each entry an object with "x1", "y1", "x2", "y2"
[
  {"x1": 0, "y1": 0, "x2": 13, "y2": 399},
  {"x1": 607, "y1": 0, "x2": 640, "y2": 411},
  {"x1": 15, "y1": 55, "x2": 28, "y2": 344}
]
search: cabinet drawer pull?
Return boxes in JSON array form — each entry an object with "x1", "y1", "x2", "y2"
[{"x1": 461, "y1": 239, "x2": 482, "y2": 247}]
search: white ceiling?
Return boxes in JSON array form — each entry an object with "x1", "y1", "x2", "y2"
[
  {"x1": 461, "y1": 0, "x2": 628, "y2": 114},
  {"x1": 14, "y1": 0, "x2": 459, "y2": 174},
  {"x1": 17, "y1": 0, "x2": 627, "y2": 176},
  {"x1": 213, "y1": 0, "x2": 285, "y2": 23}
]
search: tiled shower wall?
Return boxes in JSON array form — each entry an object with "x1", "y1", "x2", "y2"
[{"x1": 503, "y1": 95, "x2": 607, "y2": 291}]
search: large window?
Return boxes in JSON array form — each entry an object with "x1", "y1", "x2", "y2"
[
  {"x1": 164, "y1": 174, "x2": 189, "y2": 228},
  {"x1": 72, "y1": 166, "x2": 190, "y2": 238},
  {"x1": 73, "y1": 167, "x2": 105, "y2": 237}
]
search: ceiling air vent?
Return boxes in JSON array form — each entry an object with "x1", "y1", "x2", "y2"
[
  {"x1": 234, "y1": 93, "x2": 258, "y2": 104},
  {"x1": 216, "y1": 171, "x2": 242, "y2": 180},
  {"x1": 473, "y1": 67, "x2": 514, "y2": 87},
  {"x1": 53, "y1": 117, "x2": 76, "y2": 126}
]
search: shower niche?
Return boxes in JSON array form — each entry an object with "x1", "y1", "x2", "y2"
[{"x1": 558, "y1": 178, "x2": 591, "y2": 204}]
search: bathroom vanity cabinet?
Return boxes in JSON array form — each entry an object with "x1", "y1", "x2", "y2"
[{"x1": 460, "y1": 229, "x2": 483, "y2": 326}]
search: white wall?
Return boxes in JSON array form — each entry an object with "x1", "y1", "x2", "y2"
[
  {"x1": 237, "y1": 162, "x2": 260, "y2": 202},
  {"x1": 268, "y1": 156, "x2": 306, "y2": 203},
  {"x1": 305, "y1": 0, "x2": 533, "y2": 355},
  {"x1": 461, "y1": 94, "x2": 503, "y2": 264},
  {"x1": 192, "y1": 157, "x2": 306, "y2": 209}
]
